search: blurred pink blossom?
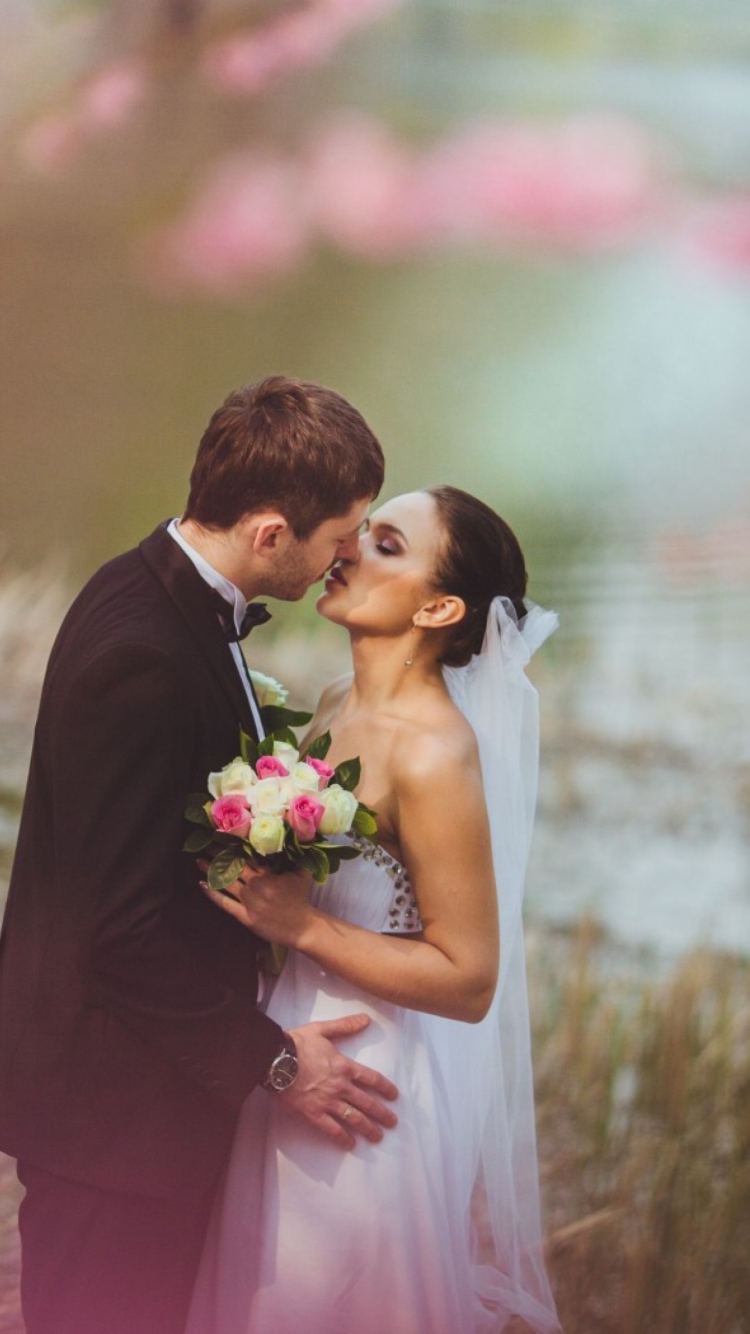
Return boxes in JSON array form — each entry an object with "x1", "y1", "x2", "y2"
[
  {"x1": 684, "y1": 195, "x2": 750, "y2": 274},
  {"x1": 417, "y1": 116, "x2": 662, "y2": 250},
  {"x1": 21, "y1": 58, "x2": 147, "y2": 176},
  {"x1": 204, "y1": 13, "x2": 336, "y2": 94},
  {"x1": 654, "y1": 515, "x2": 750, "y2": 585},
  {"x1": 304, "y1": 115, "x2": 428, "y2": 256},
  {"x1": 141, "y1": 155, "x2": 310, "y2": 297},
  {"x1": 303, "y1": 112, "x2": 662, "y2": 258},
  {"x1": 317, "y1": 0, "x2": 404, "y2": 28},
  {"x1": 138, "y1": 111, "x2": 669, "y2": 299},
  {"x1": 21, "y1": 113, "x2": 80, "y2": 175},
  {"x1": 204, "y1": 0, "x2": 403, "y2": 96},
  {"x1": 77, "y1": 58, "x2": 147, "y2": 131}
]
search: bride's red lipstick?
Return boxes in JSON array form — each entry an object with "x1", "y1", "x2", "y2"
[{"x1": 325, "y1": 565, "x2": 347, "y2": 588}]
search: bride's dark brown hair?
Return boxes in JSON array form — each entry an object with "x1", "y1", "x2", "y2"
[{"x1": 427, "y1": 485, "x2": 528, "y2": 668}]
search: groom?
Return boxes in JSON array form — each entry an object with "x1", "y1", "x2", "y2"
[{"x1": 0, "y1": 376, "x2": 398, "y2": 1334}]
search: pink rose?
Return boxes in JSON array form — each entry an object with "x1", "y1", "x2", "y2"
[
  {"x1": 306, "y1": 757, "x2": 336, "y2": 788},
  {"x1": 287, "y1": 793, "x2": 324, "y2": 842},
  {"x1": 255, "y1": 754, "x2": 290, "y2": 780},
  {"x1": 210, "y1": 794, "x2": 252, "y2": 839}
]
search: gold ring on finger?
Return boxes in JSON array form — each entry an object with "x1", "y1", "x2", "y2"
[{"x1": 341, "y1": 1105, "x2": 355, "y2": 1121}]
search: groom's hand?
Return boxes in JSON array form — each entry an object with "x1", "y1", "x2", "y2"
[{"x1": 278, "y1": 1016, "x2": 398, "y2": 1150}]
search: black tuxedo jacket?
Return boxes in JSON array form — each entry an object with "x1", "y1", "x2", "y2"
[{"x1": 0, "y1": 523, "x2": 282, "y2": 1202}]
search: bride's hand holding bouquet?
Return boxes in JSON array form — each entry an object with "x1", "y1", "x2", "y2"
[{"x1": 184, "y1": 673, "x2": 377, "y2": 967}]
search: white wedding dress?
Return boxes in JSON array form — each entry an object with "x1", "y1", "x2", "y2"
[{"x1": 187, "y1": 600, "x2": 561, "y2": 1334}]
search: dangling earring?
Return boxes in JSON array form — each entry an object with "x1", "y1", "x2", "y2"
[{"x1": 404, "y1": 623, "x2": 416, "y2": 668}]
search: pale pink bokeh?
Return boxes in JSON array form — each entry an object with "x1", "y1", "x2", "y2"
[
  {"x1": 204, "y1": 0, "x2": 403, "y2": 97},
  {"x1": 202, "y1": 17, "x2": 333, "y2": 97},
  {"x1": 21, "y1": 57, "x2": 147, "y2": 176},
  {"x1": 76, "y1": 57, "x2": 147, "y2": 132},
  {"x1": 138, "y1": 111, "x2": 668, "y2": 298},
  {"x1": 654, "y1": 514, "x2": 750, "y2": 586},
  {"x1": 21, "y1": 112, "x2": 81, "y2": 175},
  {"x1": 304, "y1": 114, "x2": 428, "y2": 257},
  {"x1": 303, "y1": 111, "x2": 662, "y2": 258},
  {"x1": 683, "y1": 195, "x2": 750, "y2": 274},
  {"x1": 141, "y1": 154, "x2": 310, "y2": 297},
  {"x1": 417, "y1": 115, "x2": 663, "y2": 250}
]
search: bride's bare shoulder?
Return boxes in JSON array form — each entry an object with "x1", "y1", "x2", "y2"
[{"x1": 391, "y1": 700, "x2": 480, "y2": 789}]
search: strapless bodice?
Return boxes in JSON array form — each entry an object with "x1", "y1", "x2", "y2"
[{"x1": 310, "y1": 836, "x2": 423, "y2": 935}]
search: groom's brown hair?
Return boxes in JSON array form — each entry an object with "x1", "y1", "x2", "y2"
[{"x1": 184, "y1": 376, "x2": 384, "y2": 538}]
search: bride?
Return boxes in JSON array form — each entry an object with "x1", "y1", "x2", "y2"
[{"x1": 187, "y1": 485, "x2": 561, "y2": 1334}]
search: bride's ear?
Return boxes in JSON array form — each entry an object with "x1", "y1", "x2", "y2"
[{"x1": 413, "y1": 595, "x2": 466, "y2": 631}]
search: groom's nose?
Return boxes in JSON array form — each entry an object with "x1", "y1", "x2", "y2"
[{"x1": 336, "y1": 532, "x2": 361, "y2": 563}]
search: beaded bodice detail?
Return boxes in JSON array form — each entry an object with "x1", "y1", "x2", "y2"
[
  {"x1": 309, "y1": 835, "x2": 423, "y2": 935},
  {"x1": 347, "y1": 836, "x2": 423, "y2": 934}
]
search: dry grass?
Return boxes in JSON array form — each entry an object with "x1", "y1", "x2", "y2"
[
  {"x1": 0, "y1": 926, "x2": 747, "y2": 1333},
  {"x1": 531, "y1": 922, "x2": 750, "y2": 1333}
]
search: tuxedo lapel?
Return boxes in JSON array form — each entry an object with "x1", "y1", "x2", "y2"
[{"x1": 138, "y1": 522, "x2": 259, "y2": 741}]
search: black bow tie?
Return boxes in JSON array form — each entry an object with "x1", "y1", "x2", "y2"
[{"x1": 208, "y1": 589, "x2": 272, "y2": 642}]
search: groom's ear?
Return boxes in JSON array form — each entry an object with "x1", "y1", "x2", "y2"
[
  {"x1": 414, "y1": 595, "x2": 466, "y2": 630},
  {"x1": 247, "y1": 514, "x2": 291, "y2": 556}
]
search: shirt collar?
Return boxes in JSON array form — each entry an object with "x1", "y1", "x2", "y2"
[{"x1": 167, "y1": 518, "x2": 248, "y2": 640}]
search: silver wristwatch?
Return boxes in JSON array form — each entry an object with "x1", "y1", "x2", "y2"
[{"x1": 263, "y1": 1032, "x2": 299, "y2": 1092}]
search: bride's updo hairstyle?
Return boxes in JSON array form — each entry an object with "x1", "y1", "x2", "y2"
[{"x1": 427, "y1": 485, "x2": 528, "y2": 668}]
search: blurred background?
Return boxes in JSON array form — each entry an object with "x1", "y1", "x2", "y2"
[
  {"x1": 1, "y1": 2, "x2": 750, "y2": 1330},
  {"x1": 2, "y1": 0, "x2": 749, "y2": 954}
]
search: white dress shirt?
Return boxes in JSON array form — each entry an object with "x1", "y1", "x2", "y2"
[{"x1": 167, "y1": 519, "x2": 264, "y2": 739}]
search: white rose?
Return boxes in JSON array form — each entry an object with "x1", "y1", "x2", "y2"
[
  {"x1": 249, "y1": 777, "x2": 288, "y2": 818},
  {"x1": 207, "y1": 758, "x2": 257, "y2": 800},
  {"x1": 290, "y1": 762, "x2": 323, "y2": 794},
  {"x1": 318, "y1": 785, "x2": 359, "y2": 837},
  {"x1": 273, "y1": 740, "x2": 299, "y2": 770},
  {"x1": 248, "y1": 670, "x2": 289, "y2": 708},
  {"x1": 248, "y1": 813, "x2": 286, "y2": 857}
]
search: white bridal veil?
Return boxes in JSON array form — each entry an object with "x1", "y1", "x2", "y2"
[{"x1": 437, "y1": 597, "x2": 561, "y2": 1334}]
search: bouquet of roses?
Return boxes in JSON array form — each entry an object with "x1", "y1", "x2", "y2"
[{"x1": 184, "y1": 672, "x2": 378, "y2": 897}]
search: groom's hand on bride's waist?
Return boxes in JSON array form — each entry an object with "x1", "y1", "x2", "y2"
[
  {"x1": 273, "y1": 1017, "x2": 399, "y2": 1151},
  {"x1": 200, "y1": 868, "x2": 399, "y2": 1148}
]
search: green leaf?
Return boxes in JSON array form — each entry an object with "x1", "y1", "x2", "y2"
[
  {"x1": 207, "y1": 848, "x2": 248, "y2": 892},
  {"x1": 299, "y1": 845, "x2": 330, "y2": 884},
  {"x1": 239, "y1": 730, "x2": 258, "y2": 766},
  {"x1": 352, "y1": 807, "x2": 378, "y2": 837},
  {"x1": 210, "y1": 830, "x2": 241, "y2": 848},
  {"x1": 334, "y1": 757, "x2": 361, "y2": 792},
  {"x1": 257, "y1": 735, "x2": 275, "y2": 757},
  {"x1": 185, "y1": 797, "x2": 212, "y2": 827},
  {"x1": 324, "y1": 850, "x2": 341, "y2": 875},
  {"x1": 261, "y1": 704, "x2": 312, "y2": 732},
  {"x1": 320, "y1": 843, "x2": 362, "y2": 862},
  {"x1": 305, "y1": 730, "x2": 332, "y2": 761},
  {"x1": 183, "y1": 828, "x2": 215, "y2": 854},
  {"x1": 268, "y1": 725, "x2": 299, "y2": 749}
]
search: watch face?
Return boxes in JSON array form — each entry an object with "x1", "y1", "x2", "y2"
[{"x1": 269, "y1": 1052, "x2": 299, "y2": 1091}]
